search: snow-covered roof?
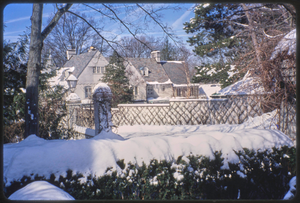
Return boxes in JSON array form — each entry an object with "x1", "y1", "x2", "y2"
[
  {"x1": 47, "y1": 67, "x2": 73, "y2": 89},
  {"x1": 270, "y1": 29, "x2": 296, "y2": 60},
  {"x1": 218, "y1": 77, "x2": 264, "y2": 96},
  {"x1": 146, "y1": 79, "x2": 173, "y2": 85},
  {"x1": 200, "y1": 83, "x2": 222, "y2": 98}
]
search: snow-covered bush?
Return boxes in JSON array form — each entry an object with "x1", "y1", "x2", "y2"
[{"x1": 4, "y1": 146, "x2": 295, "y2": 200}]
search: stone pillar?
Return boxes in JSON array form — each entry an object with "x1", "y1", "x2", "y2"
[
  {"x1": 66, "y1": 93, "x2": 81, "y2": 129},
  {"x1": 93, "y1": 83, "x2": 113, "y2": 135}
]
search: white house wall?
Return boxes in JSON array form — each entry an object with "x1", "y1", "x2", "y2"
[
  {"x1": 124, "y1": 62, "x2": 147, "y2": 101},
  {"x1": 75, "y1": 52, "x2": 109, "y2": 100},
  {"x1": 147, "y1": 84, "x2": 173, "y2": 99}
]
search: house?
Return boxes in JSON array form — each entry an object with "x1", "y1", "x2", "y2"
[
  {"x1": 124, "y1": 50, "x2": 201, "y2": 103},
  {"x1": 49, "y1": 46, "x2": 110, "y2": 103},
  {"x1": 50, "y1": 48, "x2": 201, "y2": 103}
]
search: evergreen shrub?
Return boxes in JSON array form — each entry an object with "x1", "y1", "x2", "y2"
[{"x1": 4, "y1": 146, "x2": 296, "y2": 200}]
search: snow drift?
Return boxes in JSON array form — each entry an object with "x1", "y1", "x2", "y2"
[
  {"x1": 3, "y1": 110, "x2": 293, "y2": 187},
  {"x1": 8, "y1": 181, "x2": 75, "y2": 200}
]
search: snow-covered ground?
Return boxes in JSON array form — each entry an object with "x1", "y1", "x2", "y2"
[
  {"x1": 4, "y1": 110, "x2": 294, "y2": 189},
  {"x1": 8, "y1": 181, "x2": 75, "y2": 200}
]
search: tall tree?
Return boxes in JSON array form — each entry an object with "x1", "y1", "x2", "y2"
[
  {"x1": 185, "y1": 3, "x2": 295, "y2": 87},
  {"x1": 25, "y1": 4, "x2": 72, "y2": 138},
  {"x1": 102, "y1": 51, "x2": 133, "y2": 107}
]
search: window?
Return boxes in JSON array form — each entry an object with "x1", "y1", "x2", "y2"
[
  {"x1": 92, "y1": 66, "x2": 105, "y2": 74},
  {"x1": 147, "y1": 85, "x2": 154, "y2": 95},
  {"x1": 162, "y1": 85, "x2": 165, "y2": 91},
  {"x1": 85, "y1": 86, "x2": 92, "y2": 98},
  {"x1": 177, "y1": 88, "x2": 181, "y2": 97},
  {"x1": 101, "y1": 67, "x2": 105, "y2": 73}
]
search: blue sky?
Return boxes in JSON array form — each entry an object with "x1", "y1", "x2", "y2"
[{"x1": 3, "y1": 3, "x2": 197, "y2": 46}]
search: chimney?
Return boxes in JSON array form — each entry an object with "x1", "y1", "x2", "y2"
[
  {"x1": 66, "y1": 49, "x2": 76, "y2": 60},
  {"x1": 151, "y1": 51, "x2": 160, "y2": 63},
  {"x1": 88, "y1": 46, "x2": 97, "y2": 52}
]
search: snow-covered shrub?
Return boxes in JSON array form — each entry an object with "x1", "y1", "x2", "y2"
[{"x1": 4, "y1": 146, "x2": 295, "y2": 200}]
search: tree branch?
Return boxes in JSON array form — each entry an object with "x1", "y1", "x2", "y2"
[
  {"x1": 136, "y1": 4, "x2": 179, "y2": 47},
  {"x1": 41, "y1": 4, "x2": 73, "y2": 41},
  {"x1": 66, "y1": 10, "x2": 120, "y2": 56},
  {"x1": 102, "y1": 3, "x2": 153, "y2": 51}
]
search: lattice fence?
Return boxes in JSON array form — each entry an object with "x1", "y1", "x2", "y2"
[
  {"x1": 279, "y1": 98, "x2": 296, "y2": 140},
  {"x1": 72, "y1": 95, "x2": 295, "y2": 139},
  {"x1": 114, "y1": 95, "x2": 264, "y2": 126}
]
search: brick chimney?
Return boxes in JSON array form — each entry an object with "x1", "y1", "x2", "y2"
[
  {"x1": 66, "y1": 49, "x2": 76, "y2": 60},
  {"x1": 151, "y1": 51, "x2": 160, "y2": 63}
]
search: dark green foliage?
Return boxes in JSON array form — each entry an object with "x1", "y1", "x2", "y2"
[
  {"x1": 4, "y1": 146, "x2": 295, "y2": 200},
  {"x1": 38, "y1": 84, "x2": 68, "y2": 140},
  {"x1": 3, "y1": 33, "x2": 70, "y2": 142},
  {"x1": 102, "y1": 51, "x2": 133, "y2": 107},
  {"x1": 192, "y1": 63, "x2": 245, "y2": 88},
  {"x1": 3, "y1": 36, "x2": 28, "y2": 126},
  {"x1": 185, "y1": 4, "x2": 247, "y2": 86},
  {"x1": 184, "y1": 4, "x2": 245, "y2": 58}
]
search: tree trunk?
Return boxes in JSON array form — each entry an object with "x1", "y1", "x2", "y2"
[
  {"x1": 24, "y1": 3, "x2": 72, "y2": 138},
  {"x1": 25, "y1": 4, "x2": 43, "y2": 138},
  {"x1": 242, "y1": 3, "x2": 263, "y2": 70}
]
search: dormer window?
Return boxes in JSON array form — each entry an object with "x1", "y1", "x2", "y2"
[{"x1": 140, "y1": 67, "x2": 149, "y2": 76}]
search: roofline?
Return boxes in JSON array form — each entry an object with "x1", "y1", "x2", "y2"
[{"x1": 75, "y1": 50, "x2": 100, "y2": 78}]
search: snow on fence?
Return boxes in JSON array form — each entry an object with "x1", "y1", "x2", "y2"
[
  {"x1": 74, "y1": 95, "x2": 264, "y2": 127},
  {"x1": 71, "y1": 94, "x2": 296, "y2": 139}
]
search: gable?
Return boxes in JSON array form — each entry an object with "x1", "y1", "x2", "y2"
[
  {"x1": 63, "y1": 50, "x2": 98, "y2": 78},
  {"x1": 161, "y1": 62, "x2": 188, "y2": 84}
]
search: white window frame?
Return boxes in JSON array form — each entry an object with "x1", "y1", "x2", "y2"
[
  {"x1": 92, "y1": 66, "x2": 105, "y2": 74},
  {"x1": 85, "y1": 86, "x2": 92, "y2": 98}
]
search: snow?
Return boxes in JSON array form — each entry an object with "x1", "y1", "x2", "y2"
[
  {"x1": 48, "y1": 67, "x2": 73, "y2": 89},
  {"x1": 199, "y1": 84, "x2": 222, "y2": 99},
  {"x1": 283, "y1": 176, "x2": 296, "y2": 200},
  {"x1": 203, "y1": 3, "x2": 210, "y2": 8},
  {"x1": 66, "y1": 92, "x2": 81, "y2": 102},
  {"x1": 147, "y1": 97, "x2": 170, "y2": 102},
  {"x1": 66, "y1": 73, "x2": 77, "y2": 81},
  {"x1": 218, "y1": 77, "x2": 264, "y2": 95},
  {"x1": 92, "y1": 82, "x2": 111, "y2": 93},
  {"x1": 4, "y1": 110, "x2": 293, "y2": 188},
  {"x1": 270, "y1": 29, "x2": 296, "y2": 60},
  {"x1": 8, "y1": 181, "x2": 75, "y2": 200},
  {"x1": 146, "y1": 79, "x2": 173, "y2": 85}
]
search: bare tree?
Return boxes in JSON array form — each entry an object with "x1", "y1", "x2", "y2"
[
  {"x1": 116, "y1": 35, "x2": 162, "y2": 58},
  {"x1": 42, "y1": 12, "x2": 96, "y2": 67}
]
